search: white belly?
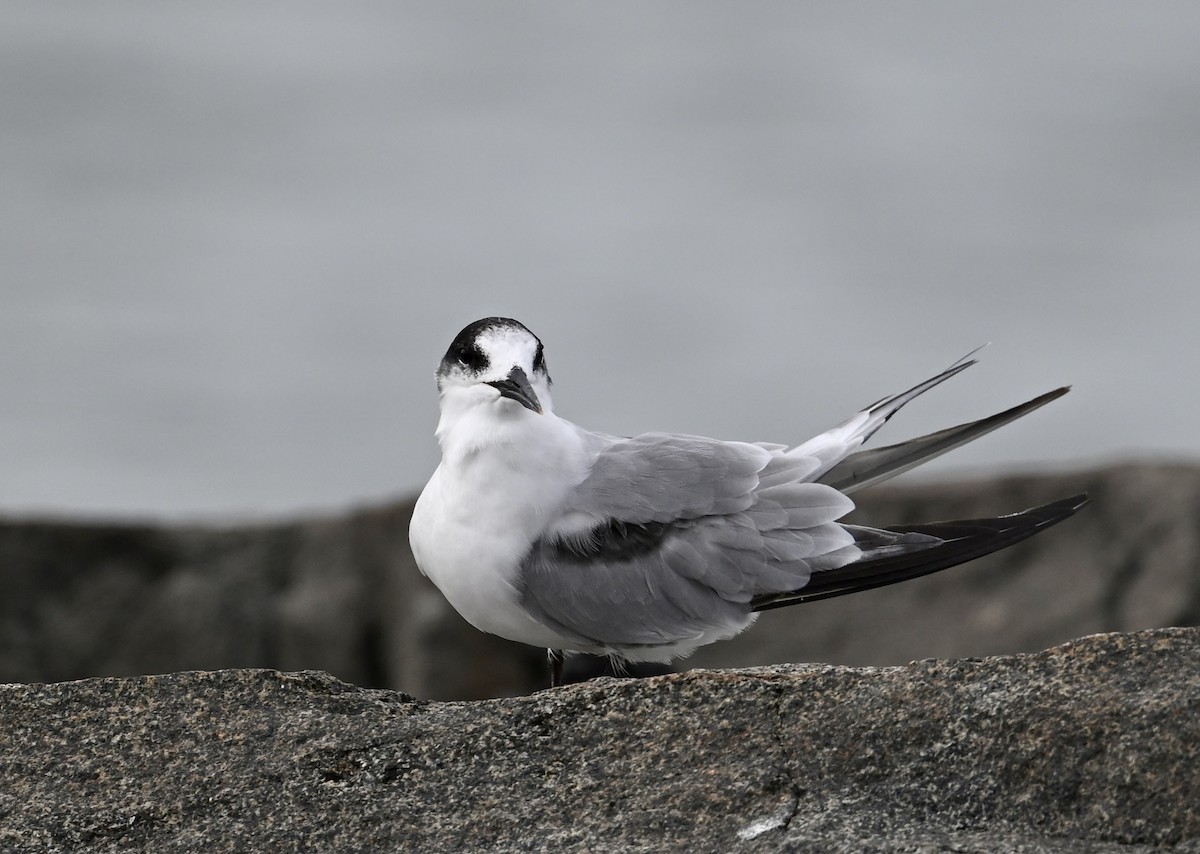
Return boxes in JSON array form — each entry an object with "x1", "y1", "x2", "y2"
[{"x1": 409, "y1": 426, "x2": 593, "y2": 651}]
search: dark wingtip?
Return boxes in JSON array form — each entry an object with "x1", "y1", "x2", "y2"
[
  {"x1": 819, "y1": 385, "x2": 1079, "y2": 495},
  {"x1": 751, "y1": 491, "x2": 1091, "y2": 612},
  {"x1": 1032, "y1": 491, "x2": 1089, "y2": 520}
]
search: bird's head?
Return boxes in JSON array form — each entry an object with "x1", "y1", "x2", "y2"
[{"x1": 435, "y1": 317, "x2": 554, "y2": 421}]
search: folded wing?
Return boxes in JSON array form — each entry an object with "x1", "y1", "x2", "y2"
[
  {"x1": 518, "y1": 358, "x2": 1082, "y2": 652},
  {"x1": 520, "y1": 434, "x2": 859, "y2": 647}
]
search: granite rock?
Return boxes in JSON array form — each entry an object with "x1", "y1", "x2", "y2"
[{"x1": 1, "y1": 628, "x2": 1197, "y2": 852}]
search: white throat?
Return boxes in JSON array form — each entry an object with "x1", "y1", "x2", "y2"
[{"x1": 434, "y1": 385, "x2": 551, "y2": 464}]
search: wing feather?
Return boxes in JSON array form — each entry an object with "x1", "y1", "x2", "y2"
[
  {"x1": 817, "y1": 387, "x2": 1069, "y2": 494},
  {"x1": 520, "y1": 433, "x2": 859, "y2": 647},
  {"x1": 751, "y1": 494, "x2": 1089, "y2": 610},
  {"x1": 557, "y1": 432, "x2": 768, "y2": 526}
]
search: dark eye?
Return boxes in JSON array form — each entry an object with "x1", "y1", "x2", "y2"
[
  {"x1": 532, "y1": 343, "x2": 545, "y2": 372},
  {"x1": 452, "y1": 343, "x2": 487, "y2": 372}
]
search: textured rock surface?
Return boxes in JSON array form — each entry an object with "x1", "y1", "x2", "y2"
[
  {"x1": 1, "y1": 628, "x2": 1197, "y2": 852},
  {"x1": 2, "y1": 462, "x2": 1199, "y2": 699}
]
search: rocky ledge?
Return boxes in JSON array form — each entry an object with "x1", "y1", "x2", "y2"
[{"x1": 2, "y1": 627, "x2": 1196, "y2": 852}]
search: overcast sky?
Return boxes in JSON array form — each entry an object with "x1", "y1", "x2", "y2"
[{"x1": 4, "y1": 2, "x2": 1200, "y2": 518}]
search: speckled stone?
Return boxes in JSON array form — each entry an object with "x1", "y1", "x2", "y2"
[{"x1": 1, "y1": 628, "x2": 1197, "y2": 852}]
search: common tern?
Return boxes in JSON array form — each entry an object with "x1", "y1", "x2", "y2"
[{"x1": 409, "y1": 317, "x2": 1086, "y2": 687}]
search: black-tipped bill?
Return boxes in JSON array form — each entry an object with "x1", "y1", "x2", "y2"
[{"x1": 486, "y1": 366, "x2": 542, "y2": 414}]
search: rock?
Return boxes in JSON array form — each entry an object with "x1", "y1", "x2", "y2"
[
  {"x1": 0, "y1": 505, "x2": 414, "y2": 689},
  {"x1": 2, "y1": 463, "x2": 1199, "y2": 699},
  {"x1": 0, "y1": 503, "x2": 535, "y2": 698},
  {"x1": 1, "y1": 628, "x2": 1197, "y2": 852}
]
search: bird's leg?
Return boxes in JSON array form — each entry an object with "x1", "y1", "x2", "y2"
[{"x1": 548, "y1": 648, "x2": 565, "y2": 688}]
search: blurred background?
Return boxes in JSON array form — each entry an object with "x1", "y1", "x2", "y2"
[{"x1": 4, "y1": 1, "x2": 1200, "y2": 520}]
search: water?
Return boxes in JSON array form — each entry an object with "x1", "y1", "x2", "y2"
[{"x1": 3, "y1": 1, "x2": 1199, "y2": 518}]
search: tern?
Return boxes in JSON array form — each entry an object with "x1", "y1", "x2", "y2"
[{"x1": 410, "y1": 317, "x2": 1086, "y2": 687}]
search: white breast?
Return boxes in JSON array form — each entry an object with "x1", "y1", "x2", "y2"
[{"x1": 409, "y1": 409, "x2": 593, "y2": 650}]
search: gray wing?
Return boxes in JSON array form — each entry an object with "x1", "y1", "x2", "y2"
[
  {"x1": 518, "y1": 433, "x2": 861, "y2": 647},
  {"x1": 817, "y1": 387, "x2": 1069, "y2": 494}
]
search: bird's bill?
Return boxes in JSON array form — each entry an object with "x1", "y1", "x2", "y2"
[{"x1": 486, "y1": 367, "x2": 542, "y2": 414}]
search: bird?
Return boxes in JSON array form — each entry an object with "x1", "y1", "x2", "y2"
[{"x1": 409, "y1": 317, "x2": 1087, "y2": 688}]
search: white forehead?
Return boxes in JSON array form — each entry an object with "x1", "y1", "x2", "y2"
[{"x1": 476, "y1": 325, "x2": 538, "y2": 363}]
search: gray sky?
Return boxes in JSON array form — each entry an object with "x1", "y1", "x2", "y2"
[{"x1": 4, "y1": 2, "x2": 1200, "y2": 518}]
